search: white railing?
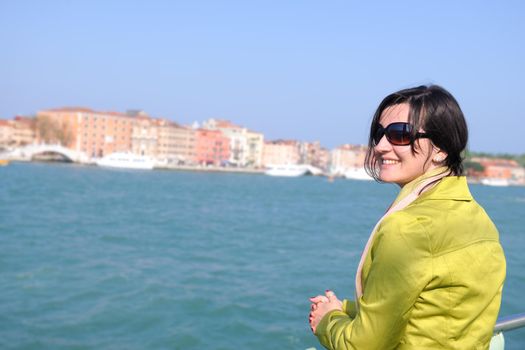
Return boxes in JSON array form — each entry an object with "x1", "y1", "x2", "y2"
[
  {"x1": 490, "y1": 313, "x2": 525, "y2": 350},
  {"x1": 494, "y1": 312, "x2": 525, "y2": 333}
]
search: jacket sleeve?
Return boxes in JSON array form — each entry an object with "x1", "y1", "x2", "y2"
[
  {"x1": 315, "y1": 212, "x2": 432, "y2": 350},
  {"x1": 342, "y1": 299, "x2": 357, "y2": 318}
]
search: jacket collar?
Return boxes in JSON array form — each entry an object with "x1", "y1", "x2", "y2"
[
  {"x1": 422, "y1": 176, "x2": 473, "y2": 201},
  {"x1": 393, "y1": 167, "x2": 473, "y2": 205}
]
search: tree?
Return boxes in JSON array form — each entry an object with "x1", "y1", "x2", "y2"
[
  {"x1": 56, "y1": 122, "x2": 74, "y2": 147},
  {"x1": 35, "y1": 115, "x2": 56, "y2": 143},
  {"x1": 463, "y1": 160, "x2": 484, "y2": 172},
  {"x1": 35, "y1": 115, "x2": 73, "y2": 146}
]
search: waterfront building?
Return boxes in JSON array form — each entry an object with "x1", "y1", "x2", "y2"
[
  {"x1": 245, "y1": 130, "x2": 264, "y2": 168},
  {"x1": 262, "y1": 140, "x2": 301, "y2": 167},
  {"x1": 1, "y1": 117, "x2": 38, "y2": 150},
  {"x1": 131, "y1": 114, "x2": 158, "y2": 157},
  {"x1": 0, "y1": 119, "x2": 13, "y2": 150},
  {"x1": 317, "y1": 147, "x2": 331, "y2": 172},
  {"x1": 203, "y1": 119, "x2": 247, "y2": 166},
  {"x1": 15, "y1": 117, "x2": 36, "y2": 147},
  {"x1": 156, "y1": 120, "x2": 196, "y2": 164},
  {"x1": 194, "y1": 129, "x2": 230, "y2": 166},
  {"x1": 202, "y1": 119, "x2": 264, "y2": 167},
  {"x1": 0, "y1": 116, "x2": 37, "y2": 148},
  {"x1": 37, "y1": 108, "x2": 135, "y2": 158},
  {"x1": 330, "y1": 144, "x2": 367, "y2": 175},
  {"x1": 298, "y1": 141, "x2": 330, "y2": 171}
]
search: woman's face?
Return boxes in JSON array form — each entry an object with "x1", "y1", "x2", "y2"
[{"x1": 374, "y1": 103, "x2": 440, "y2": 187}]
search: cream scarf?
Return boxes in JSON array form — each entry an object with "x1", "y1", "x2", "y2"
[{"x1": 355, "y1": 167, "x2": 449, "y2": 300}]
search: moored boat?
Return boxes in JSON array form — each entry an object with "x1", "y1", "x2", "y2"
[
  {"x1": 344, "y1": 167, "x2": 373, "y2": 181},
  {"x1": 265, "y1": 164, "x2": 308, "y2": 177},
  {"x1": 96, "y1": 152, "x2": 155, "y2": 170},
  {"x1": 481, "y1": 178, "x2": 510, "y2": 187}
]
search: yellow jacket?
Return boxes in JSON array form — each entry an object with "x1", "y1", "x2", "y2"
[{"x1": 315, "y1": 176, "x2": 506, "y2": 349}]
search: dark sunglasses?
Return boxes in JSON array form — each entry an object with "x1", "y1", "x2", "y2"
[{"x1": 373, "y1": 122, "x2": 430, "y2": 146}]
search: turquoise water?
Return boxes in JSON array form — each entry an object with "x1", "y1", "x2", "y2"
[{"x1": 1, "y1": 162, "x2": 524, "y2": 349}]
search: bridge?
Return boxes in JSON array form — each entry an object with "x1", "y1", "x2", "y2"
[{"x1": 5, "y1": 144, "x2": 90, "y2": 163}]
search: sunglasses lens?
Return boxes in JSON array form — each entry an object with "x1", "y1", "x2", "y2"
[
  {"x1": 373, "y1": 127, "x2": 384, "y2": 144},
  {"x1": 387, "y1": 125, "x2": 411, "y2": 145}
]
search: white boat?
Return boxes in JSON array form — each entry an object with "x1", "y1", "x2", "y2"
[
  {"x1": 480, "y1": 178, "x2": 510, "y2": 187},
  {"x1": 265, "y1": 164, "x2": 308, "y2": 177},
  {"x1": 305, "y1": 165, "x2": 323, "y2": 176},
  {"x1": 96, "y1": 152, "x2": 155, "y2": 170},
  {"x1": 344, "y1": 167, "x2": 373, "y2": 181}
]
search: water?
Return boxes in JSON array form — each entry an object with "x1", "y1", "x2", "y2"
[{"x1": 1, "y1": 162, "x2": 524, "y2": 349}]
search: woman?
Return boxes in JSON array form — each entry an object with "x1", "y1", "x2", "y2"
[{"x1": 309, "y1": 85, "x2": 506, "y2": 349}]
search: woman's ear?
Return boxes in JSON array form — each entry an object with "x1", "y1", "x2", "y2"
[{"x1": 432, "y1": 148, "x2": 447, "y2": 163}]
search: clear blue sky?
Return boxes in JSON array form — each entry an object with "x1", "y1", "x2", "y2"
[{"x1": 1, "y1": 0, "x2": 523, "y2": 154}]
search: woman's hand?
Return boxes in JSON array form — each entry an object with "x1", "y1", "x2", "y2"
[{"x1": 309, "y1": 290, "x2": 343, "y2": 333}]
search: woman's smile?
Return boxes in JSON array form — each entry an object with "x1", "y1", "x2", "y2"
[{"x1": 380, "y1": 159, "x2": 400, "y2": 165}]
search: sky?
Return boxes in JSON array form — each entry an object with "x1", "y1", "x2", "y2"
[{"x1": 1, "y1": 0, "x2": 524, "y2": 154}]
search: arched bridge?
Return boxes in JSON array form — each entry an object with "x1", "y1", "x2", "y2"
[{"x1": 12, "y1": 144, "x2": 89, "y2": 163}]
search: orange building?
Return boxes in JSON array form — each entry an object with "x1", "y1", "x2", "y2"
[
  {"x1": 37, "y1": 108, "x2": 136, "y2": 158},
  {"x1": 194, "y1": 129, "x2": 230, "y2": 166},
  {"x1": 473, "y1": 158, "x2": 519, "y2": 180},
  {"x1": 262, "y1": 140, "x2": 300, "y2": 166}
]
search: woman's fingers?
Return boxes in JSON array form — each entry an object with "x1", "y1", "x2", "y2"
[
  {"x1": 325, "y1": 289, "x2": 337, "y2": 301},
  {"x1": 309, "y1": 295, "x2": 329, "y2": 304},
  {"x1": 309, "y1": 291, "x2": 336, "y2": 334}
]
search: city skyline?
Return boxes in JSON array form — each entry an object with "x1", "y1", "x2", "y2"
[
  {"x1": 1, "y1": 1, "x2": 524, "y2": 154},
  {"x1": 2, "y1": 105, "x2": 523, "y2": 157}
]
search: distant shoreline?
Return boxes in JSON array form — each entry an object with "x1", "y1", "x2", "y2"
[
  {"x1": 5, "y1": 159, "x2": 525, "y2": 186},
  {"x1": 7, "y1": 158, "x2": 268, "y2": 175},
  {"x1": 156, "y1": 163, "x2": 266, "y2": 175}
]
